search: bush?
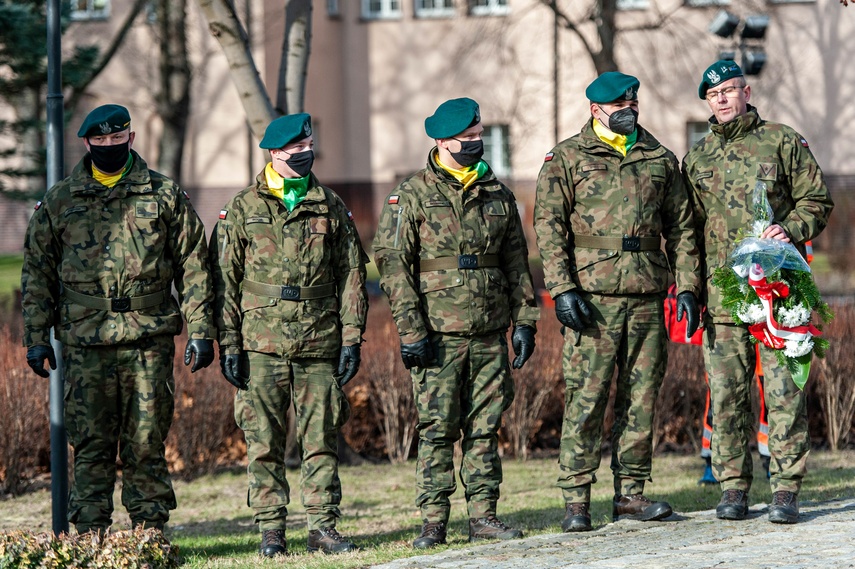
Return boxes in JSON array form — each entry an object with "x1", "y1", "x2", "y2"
[{"x1": 0, "y1": 528, "x2": 179, "y2": 569}]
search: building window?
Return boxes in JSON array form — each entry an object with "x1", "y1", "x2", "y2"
[
  {"x1": 328, "y1": 0, "x2": 341, "y2": 17},
  {"x1": 482, "y1": 124, "x2": 511, "y2": 177},
  {"x1": 415, "y1": 0, "x2": 456, "y2": 18},
  {"x1": 362, "y1": 0, "x2": 402, "y2": 19},
  {"x1": 70, "y1": 0, "x2": 110, "y2": 21},
  {"x1": 469, "y1": 0, "x2": 510, "y2": 16},
  {"x1": 686, "y1": 121, "x2": 710, "y2": 150},
  {"x1": 616, "y1": 0, "x2": 649, "y2": 9},
  {"x1": 684, "y1": 0, "x2": 730, "y2": 6}
]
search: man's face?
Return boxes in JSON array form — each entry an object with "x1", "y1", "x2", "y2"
[
  {"x1": 84, "y1": 129, "x2": 134, "y2": 151},
  {"x1": 591, "y1": 99, "x2": 639, "y2": 126},
  {"x1": 705, "y1": 77, "x2": 750, "y2": 124}
]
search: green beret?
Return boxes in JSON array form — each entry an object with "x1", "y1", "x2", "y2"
[
  {"x1": 259, "y1": 113, "x2": 313, "y2": 149},
  {"x1": 77, "y1": 104, "x2": 131, "y2": 138},
  {"x1": 698, "y1": 60, "x2": 743, "y2": 99},
  {"x1": 424, "y1": 98, "x2": 481, "y2": 139},
  {"x1": 585, "y1": 72, "x2": 640, "y2": 104}
]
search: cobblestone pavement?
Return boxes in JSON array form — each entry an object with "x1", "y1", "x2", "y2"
[{"x1": 372, "y1": 499, "x2": 855, "y2": 569}]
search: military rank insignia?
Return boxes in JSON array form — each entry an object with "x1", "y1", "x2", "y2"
[
  {"x1": 388, "y1": 195, "x2": 399, "y2": 205},
  {"x1": 544, "y1": 152, "x2": 554, "y2": 162},
  {"x1": 219, "y1": 210, "x2": 228, "y2": 220}
]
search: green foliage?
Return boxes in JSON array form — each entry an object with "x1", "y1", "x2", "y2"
[{"x1": 0, "y1": 528, "x2": 180, "y2": 569}]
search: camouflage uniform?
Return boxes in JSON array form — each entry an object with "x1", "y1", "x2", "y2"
[
  {"x1": 534, "y1": 119, "x2": 700, "y2": 504},
  {"x1": 683, "y1": 106, "x2": 833, "y2": 494},
  {"x1": 21, "y1": 150, "x2": 214, "y2": 532},
  {"x1": 209, "y1": 171, "x2": 367, "y2": 531},
  {"x1": 373, "y1": 150, "x2": 539, "y2": 524}
]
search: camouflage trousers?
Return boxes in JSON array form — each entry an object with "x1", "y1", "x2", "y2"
[
  {"x1": 235, "y1": 352, "x2": 350, "y2": 531},
  {"x1": 63, "y1": 335, "x2": 177, "y2": 533},
  {"x1": 411, "y1": 332, "x2": 514, "y2": 524},
  {"x1": 558, "y1": 293, "x2": 667, "y2": 503},
  {"x1": 703, "y1": 323, "x2": 809, "y2": 494}
]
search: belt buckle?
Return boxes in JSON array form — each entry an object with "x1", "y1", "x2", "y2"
[
  {"x1": 458, "y1": 254, "x2": 478, "y2": 269},
  {"x1": 622, "y1": 237, "x2": 641, "y2": 252},
  {"x1": 111, "y1": 297, "x2": 131, "y2": 312},
  {"x1": 279, "y1": 285, "x2": 301, "y2": 300}
]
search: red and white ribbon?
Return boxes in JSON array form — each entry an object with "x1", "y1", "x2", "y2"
[{"x1": 747, "y1": 264, "x2": 821, "y2": 348}]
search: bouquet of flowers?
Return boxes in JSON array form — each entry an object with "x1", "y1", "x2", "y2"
[{"x1": 711, "y1": 181, "x2": 833, "y2": 389}]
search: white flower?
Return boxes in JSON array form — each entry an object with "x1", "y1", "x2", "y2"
[
  {"x1": 777, "y1": 304, "x2": 811, "y2": 328},
  {"x1": 784, "y1": 338, "x2": 814, "y2": 358},
  {"x1": 736, "y1": 302, "x2": 766, "y2": 324}
]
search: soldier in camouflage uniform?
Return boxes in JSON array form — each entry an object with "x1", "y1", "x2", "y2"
[
  {"x1": 373, "y1": 98, "x2": 539, "y2": 549},
  {"x1": 22, "y1": 104, "x2": 215, "y2": 534},
  {"x1": 209, "y1": 113, "x2": 368, "y2": 556},
  {"x1": 534, "y1": 73, "x2": 701, "y2": 532},
  {"x1": 683, "y1": 61, "x2": 834, "y2": 524}
]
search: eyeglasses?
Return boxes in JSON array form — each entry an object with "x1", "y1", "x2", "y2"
[{"x1": 705, "y1": 85, "x2": 745, "y2": 101}]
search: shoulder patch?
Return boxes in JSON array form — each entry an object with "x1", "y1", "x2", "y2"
[
  {"x1": 219, "y1": 209, "x2": 228, "y2": 220},
  {"x1": 347, "y1": 210, "x2": 354, "y2": 221},
  {"x1": 183, "y1": 190, "x2": 191, "y2": 200},
  {"x1": 388, "y1": 195, "x2": 399, "y2": 205},
  {"x1": 34, "y1": 201, "x2": 42, "y2": 211},
  {"x1": 544, "y1": 152, "x2": 554, "y2": 162},
  {"x1": 800, "y1": 138, "x2": 809, "y2": 148}
]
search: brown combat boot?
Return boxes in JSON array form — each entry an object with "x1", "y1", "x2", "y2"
[
  {"x1": 768, "y1": 491, "x2": 799, "y2": 524},
  {"x1": 413, "y1": 521, "x2": 447, "y2": 549},
  {"x1": 468, "y1": 515, "x2": 523, "y2": 542},
  {"x1": 612, "y1": 494, "x2": 672, "y2": 522},
  {"x1": 307, "y1": 527, "x2": 357, "y2": 553},
  {"x1": 561, "y1": 502, "x2": 592, "y2": 532},
  {"x1": 260, "y1": 529, "x2": 287, "y2": 557}
]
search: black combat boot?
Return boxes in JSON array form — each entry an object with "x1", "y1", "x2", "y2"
[
  {"x1": 307, "y1": 527, "x2": 358, "y2": 553},
  {"x1": 413, "y1": 521, "x2": 447, "y2": 549},
  {"x1": 561, "y1": 502, "x2": 592, "y2": 532},
  {"x1": 768, "y1": 491, "x2": 799, "y2": 524},
  {"x1": 716, "y1": 489, "x2": 749, "y2": 520},
  {"x1": 260, "y1": 529, "x2": 287, "y2": 557}
]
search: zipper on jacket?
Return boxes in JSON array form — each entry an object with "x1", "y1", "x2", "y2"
[{"x1": 393, "y1": 206, "x2": 404, "y2": 249}]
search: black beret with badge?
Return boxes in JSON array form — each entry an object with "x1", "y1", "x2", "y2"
[
  {"x1": 585, "y1": 72, "x2": 640, "y2": 104},
  {"x1": 698, "y1": 60, "x2": 744, "y2": 99},
  {"x1": 424, "y1": 97, "x2": 481, "y2": 139},
  {"x1": 77, "y1": 104, "x2": 131, "y2": 138},
  {"x1": 259, "y1": 113, "x2": 313, "y2": 149}
]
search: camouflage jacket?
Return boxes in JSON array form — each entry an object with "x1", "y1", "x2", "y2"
[
  {"x1": 373, "y1": 150, "x2": 539, "y2": 344},
  {"x1": 210, "y1": 170, "x2": 368, "y2": 358},
  {"x1": 682, "y1": 106, "x2": 834, "y2": 322},
  {"x1": 21, "y1": 151, "x2": 215, "y2": 348},
  {"x1": 534, "y1": 119, "x2": 700, "y2": 298}
]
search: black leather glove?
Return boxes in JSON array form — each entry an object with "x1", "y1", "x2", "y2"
[
  {"x1": 184, "y1": 339, "x2": 214, "y2": 372},
  {"x1": 220, "y1": 353, "x2": 247, "y2": 390},
  {"x1": 676, "y1": 291, "x2": 701, "y2": 338},
  {"x1": 400, "y1": 337, "x2": 436, "y2": 370},
  {"x1": 554, "y1": 291, "x2": 592, "y2": 332},
  {"x1": 335, "y1": 345, "x2": 361, "y2": 387},
  {"x1": 511, "y1": 325, "x2": 536, "y2": 369},
  {"x1": 26, "y1": 345, "x2": 56, "y2": 378}
]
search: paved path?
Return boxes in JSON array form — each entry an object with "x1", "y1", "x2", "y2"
[{"x1": 372, "y1": 499, "x2": 855, "y2": 569}]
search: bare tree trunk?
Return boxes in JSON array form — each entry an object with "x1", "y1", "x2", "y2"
[
  {"x1": 197, "y1": 0, "x2": 276, "y2": 140},
  {"x1": 276, "y1": 0, "x2": 312, "y2": 114},
  {"x1": 154, "y1": 0, "x2": 192, "y2": 183}
]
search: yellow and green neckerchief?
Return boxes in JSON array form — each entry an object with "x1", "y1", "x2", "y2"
[
  {"x1": 91, "y1": 154, "x2": 133, "y2": 188},
  {"x1": 265, "y1": 162, "x2": 309, "y2": 211},
  {"x1": 593, "y1": 119, "x2": 637, "y2": 157},
  {"x1": 436, "y1": 151, "x2": 489, "y2": 190}
]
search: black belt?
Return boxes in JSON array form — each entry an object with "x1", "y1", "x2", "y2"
[{"x1": 242, "y1": 279, "x2": 336, "y2": 301}]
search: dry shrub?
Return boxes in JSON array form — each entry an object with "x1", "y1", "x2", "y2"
[
  {"x1": 655, "y1": 342, "x2": 708, "y2": 453},
  {"x1": 165, "y1": 337, "x2": 243, "y2": 477},
  {"x1": 0, "y1": 324, "x2": 50, "y2": 495},
  {"x1": 362, "y1": 308, "x2": 416, "y2": 463},
  {"x1": 813, "y1": 302, "x2": 855, "y2": 451},
  {"x1": 501, "y1": 316, "x2": 563, "y2": 460}
]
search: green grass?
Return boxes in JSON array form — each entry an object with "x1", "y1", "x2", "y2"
[
  {"x1": 1, "y1": 451, "x2": 852, "y2": 568},
  {"x1": 0, "y1": 254, "x2": 22, "y2": 295}
]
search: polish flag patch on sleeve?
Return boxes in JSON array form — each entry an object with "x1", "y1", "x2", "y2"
[
  {"x1": 183, "y1": 191, "x2": 191, "y2": 200},
  {"x1": 544, "y1": 152, "x2": 555, "y2": 162},
  {"x1": 347, "y1": 210, "x2": 354, "y2": 221},
  {"x1": 34, "y1": 201, "x2": 42, "y2": 211},
  {"x1": 388, "y1": 195, "x2": 399, "y2": 205},
  {"x1": 219, "y1": 210, "x2": 228, "y2": 220},
  {"x1": 800, "y1": 138, "x2": 809, "y2": 148}
]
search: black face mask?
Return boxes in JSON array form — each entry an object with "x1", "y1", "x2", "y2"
[
  {"x1": 450, "y1": 139, "x2": 484, "y2": 167},
  {"x1": 598, "y1": 106, "x2": 639, "y2": 136},
  {"x1": 284, "y1": 150, "x2": 314, "y2": 178},
  {"x1": 89, "y1": 142, "x2": 130, "y2": 173}
]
